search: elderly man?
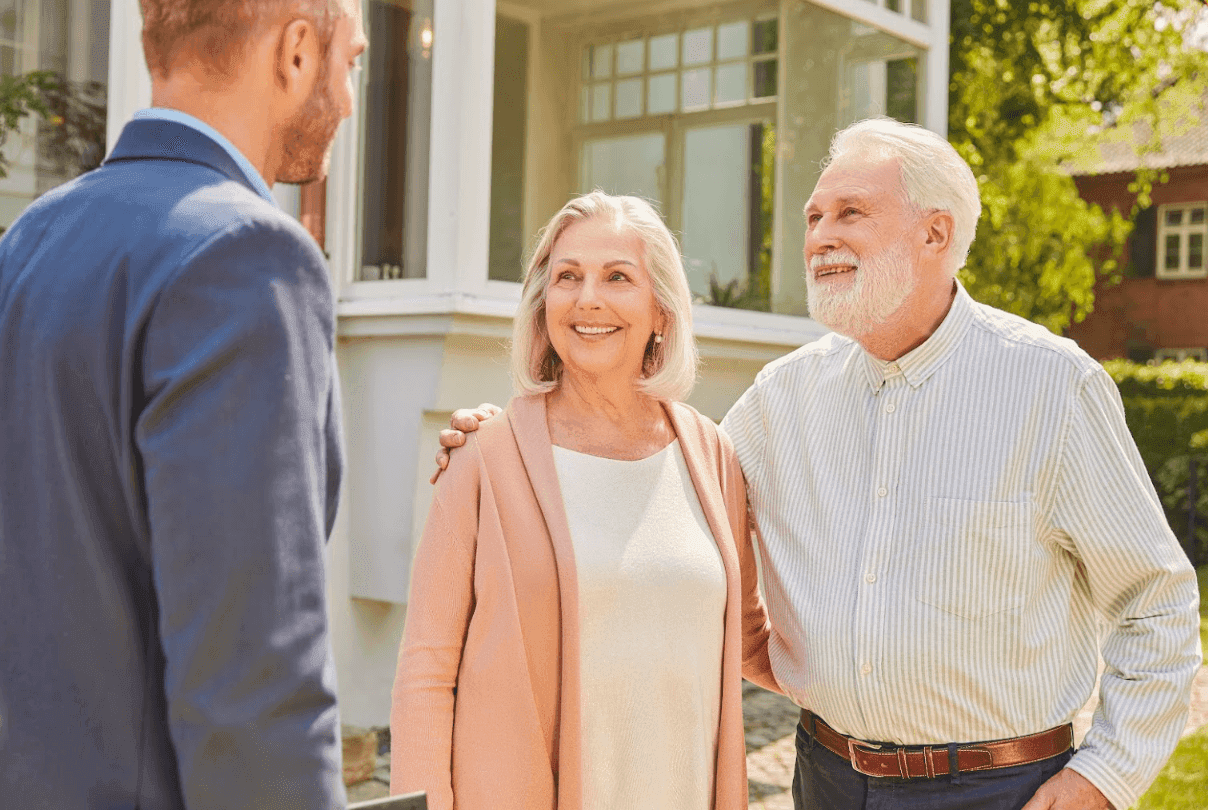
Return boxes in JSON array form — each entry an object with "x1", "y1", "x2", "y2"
[
  {"x1": 438, "y1": 118, "x2": 1200, "y2": 810},
  {"x1": 718, "y1": 118, "x2": 1200, "y2": 810},
  {"x1": 0, "y1": 2, "x2": 365, "y2": 808}
]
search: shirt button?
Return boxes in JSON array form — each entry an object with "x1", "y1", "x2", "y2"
[
  {"x1": 877, "y1": 487, "x2": 888, "y2": 497},
  {"x1": 885, "y1": 403, "x2": 896, "y2": 414},
  {"x1": 865, "y1": 573, "x2": 877, "y2": 583},
  {"x1": 861, "y1": 663, "x2": 873, "y2": 675}
]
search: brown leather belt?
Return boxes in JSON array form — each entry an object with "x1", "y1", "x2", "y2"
[{"x1": 800, "y1": 710, "x2": 1073, "y2": 779}]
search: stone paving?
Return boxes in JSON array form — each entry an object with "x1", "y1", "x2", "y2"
[{"x1": 349, "y1": 665, "x2": 1208, "y2": 808}]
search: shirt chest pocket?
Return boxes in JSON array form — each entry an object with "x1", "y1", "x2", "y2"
[{"x1": 915, "y1": 497, "x2": 1040, "y2": 620}]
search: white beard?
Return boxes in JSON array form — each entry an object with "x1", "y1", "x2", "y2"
[{"x1": 805, "y1": 242, "x2": 916, "y2": 339}]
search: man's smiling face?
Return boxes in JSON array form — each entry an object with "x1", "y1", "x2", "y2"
[{"x1": 802, "y1": 156, "x2": 920, "y2": 339}]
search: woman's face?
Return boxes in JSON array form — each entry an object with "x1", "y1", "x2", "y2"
[{"x1": 544, "y1": 216, "x2": 662, "y2": 390}]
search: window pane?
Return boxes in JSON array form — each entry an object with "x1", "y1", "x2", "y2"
[
  {"x1": 1190, "y1": 207, "x2": 1205, "y2": 225},
  {"x1": 1165, "y1": 208, "x2": 1184, "y2": 226},
  {"x1": 753, "y1": 18, "x2": 778, "y2": 55},
  {"x1": 753, "y1": 59, "x2": 777, "y2": 98},
  {"x1": 1165, "y1": 234, "x2": 1181, "y2": 269},
  {"x1": 580, "y1": 84, "x2": 590, "y2": 122},
  {"x1": 615, "y1": 78, "x2": 642, "y2": 118},
  {"x1": 0, "y1": 0, "x2": 111, "y2": 233},
  {"x1": 648, "y1": 73, "x2": 676, "y2": 114},
  {"x1": 360, "y1": 0, "x2": 433, "y2": 280},
  {"x1": 682, "y1": 67, "x2": 711, "y2": 110},
  {"x1": 581, "y1": 132, "x2": 666, "y2": 204},
  {"x1": 886, "y1": 57, "x2": 918, "y2": 123},
  {"x1": 650, "y1": 33, "x2": 678, "y2": 70},
  {"x1": 716, "y1": 62, "x2": 746, "y2": 104},
  {"x1": 591, "y1": 43, "x2": 613, "y2": 78},
  {"x1": 886, "y1": 0, "x2": 901, "y2": 11},
  {"x1": 616, "y1": 39, "x2": 643, "y2": 74},
  {"x1": 1190, "y1": 233, "x2": 1204, "y2": 270},
  {"x1": 911, "y1": 0, "x2": 928, "y2": 22},
  {"x1": 682, "y1": 122, "x2": 773, "y2": 311},
  {"x1": 718, "y1": 21, "x2": 749, "y2": 60},
  {"x1": 489, "y1": 16, "x2": 528, "y2": 282},
  {"x1": 590, "y1": 82, "x2": 611, "y2": 121},
  {"x1": 683, "y1": 27, "x2": 712, "y2": 65}
]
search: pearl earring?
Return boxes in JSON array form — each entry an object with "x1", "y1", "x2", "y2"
[{"x1": 654, "y1": 334, "x2": 663, "y2": 343}]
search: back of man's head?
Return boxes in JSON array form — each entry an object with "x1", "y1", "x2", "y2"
[{"x1": 140, "y1": 0, "x2": 343, "y2": 80}]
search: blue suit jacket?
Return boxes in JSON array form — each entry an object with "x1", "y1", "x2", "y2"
[{"x1": 0, "y1": 119, "x2": 346, "y2": 808}]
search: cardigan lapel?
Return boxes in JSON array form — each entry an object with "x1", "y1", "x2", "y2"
[
  {"x1": 665, "y1": 403, "x2": 742, "y2": 582},
  {"x1": 505, "y1": 394, "x2": 584, "y2": 810}
]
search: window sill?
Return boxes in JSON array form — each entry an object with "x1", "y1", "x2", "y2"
[
  {"x1": 336, "y1": 289, "x2": 826, "y2": 350},
  {"x1": 1155, "y1": 272, "x2": 1208, "y2": 281}
]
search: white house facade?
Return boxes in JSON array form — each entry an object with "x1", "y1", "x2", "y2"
[{"x1": 5, "y1": 0, "x2": 950, "y2": 727}]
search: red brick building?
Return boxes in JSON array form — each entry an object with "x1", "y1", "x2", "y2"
[{"x1": 1068, "y1": 120, "x2": 1208, "y2": 362}]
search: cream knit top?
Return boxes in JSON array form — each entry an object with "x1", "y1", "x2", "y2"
[{"x1": 552, "y1": 439, "x2": 727, "y2": 810}]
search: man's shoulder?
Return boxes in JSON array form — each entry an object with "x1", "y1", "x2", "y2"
[
  {"x1": 966, "y1": 298, "x2": 1099, "y2": 379},
  {"x1": 752, "y1": 330, "x2": 855, "y2": 389},
  {"x1": 15, "y1": 159, "x2": 310, "y2": 258}
]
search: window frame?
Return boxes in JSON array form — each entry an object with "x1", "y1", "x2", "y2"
[
  {"x1": 1153, "y1": 347, "x2": 1208, "y2": 363},
  {"x1": 1155, "y1": 202, "x2": 1208, "y2": 280}
]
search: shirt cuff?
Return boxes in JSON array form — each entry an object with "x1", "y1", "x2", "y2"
[{"x1": 1065, "y1": 749, "x2": 1139, "y2": 810}]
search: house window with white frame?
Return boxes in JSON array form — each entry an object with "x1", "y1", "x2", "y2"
[
  {"x1": 576, "y1": 14, "x2": 780, "y2": 310},
  {"x1": 356, "y1": 0, "x2": 433, "y2": 281},
  {"x1": 1156, "y1": 202, "x2": 1207, "y2": 279}
]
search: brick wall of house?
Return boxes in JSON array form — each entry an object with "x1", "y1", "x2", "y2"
[{"x1": 1069, "y1": 164, "x2": 1208, "y2": 361}]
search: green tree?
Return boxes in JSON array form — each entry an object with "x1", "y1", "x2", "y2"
[{"x1": 949, "y1": 0, "x2": 1207, "y2": 333}]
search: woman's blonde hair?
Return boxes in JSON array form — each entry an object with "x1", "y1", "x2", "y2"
[{"x1": 511, "y1": 191, "x2": 698, "y2": 402}]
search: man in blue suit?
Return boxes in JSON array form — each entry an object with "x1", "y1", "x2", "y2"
[{"x1": 0, "y1": 2, "x2": 366, "y2": 807}]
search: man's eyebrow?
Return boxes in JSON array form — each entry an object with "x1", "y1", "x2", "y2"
[{"x1": 805, "y1": 193, "x2": 872, "y2": 215}]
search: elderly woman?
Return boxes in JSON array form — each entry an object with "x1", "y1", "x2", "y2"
[{"x1": 390, "y1": 191, "x2": 778, "y2": 810}]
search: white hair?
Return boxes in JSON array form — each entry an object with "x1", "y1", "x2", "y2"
[
  {"x1": 511, "y1": 191, "x2": 698, "y2": 402},
  {"x1": 827, "y1": 118, "x2": 982, "y2": 274}
]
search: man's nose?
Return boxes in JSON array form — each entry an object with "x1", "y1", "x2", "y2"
[{"x1": 805, "y1": 217, "x2": 840, "y2": 255}]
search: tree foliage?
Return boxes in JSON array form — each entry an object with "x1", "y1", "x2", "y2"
[
  {"x1": 949, "y1": 0, "x2": 1208, "y2": 333},
  {"x1": 0, "y1": 70, "x2": 107, "y2": 181}
]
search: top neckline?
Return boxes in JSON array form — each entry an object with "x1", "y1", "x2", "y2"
[{"x1": 551, "y1": 438, "x2": 680, "y2": 464}]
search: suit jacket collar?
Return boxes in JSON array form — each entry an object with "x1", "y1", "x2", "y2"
[{"x1": 104, "y1": 119, "x2": 263, "y2": 198}]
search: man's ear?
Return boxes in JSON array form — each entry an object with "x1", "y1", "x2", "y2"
[
  {"x1": 274, "y1": 18, "x2": 321, "y2": 100},
  {"x1": 922, "y1": 210, "x2": 955, "y2": 259}
]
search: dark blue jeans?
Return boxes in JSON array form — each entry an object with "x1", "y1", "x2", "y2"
[{"x1": 792, "y1": 721, "x2": 1074, "y2": 810}]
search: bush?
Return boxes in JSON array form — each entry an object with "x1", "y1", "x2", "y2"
[{"x1": 1103, "y1": 360, "x2": 1208, "y2": 562}]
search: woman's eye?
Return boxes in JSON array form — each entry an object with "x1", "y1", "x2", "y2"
[{"x1": 610, "y1": 272, "x2": 627, "y2": 282}]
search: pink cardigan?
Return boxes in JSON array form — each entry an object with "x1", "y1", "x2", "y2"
[{"x1": 390, "y1": 394, "x2": 779, "y2": 810}]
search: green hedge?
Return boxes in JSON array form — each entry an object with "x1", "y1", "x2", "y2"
[{"x1": 1102, "y1": 360, "x2": 1208, "y2": 559}]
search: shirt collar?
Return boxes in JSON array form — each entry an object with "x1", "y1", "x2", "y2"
[
  {"x1": 132, "y1": 108, "x2": 277, "y2": 206},
  {"x1": 859, "y1": 279, "x2": 976, "y2": 393}
]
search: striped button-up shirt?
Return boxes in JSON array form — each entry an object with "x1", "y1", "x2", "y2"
[{"x1": 720, "y1": 282, "x2": 1201, "y2": 810}]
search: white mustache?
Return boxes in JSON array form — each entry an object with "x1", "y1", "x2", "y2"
[{"x1": 810, "y1": 250, "x2": 861, "y2": 271}]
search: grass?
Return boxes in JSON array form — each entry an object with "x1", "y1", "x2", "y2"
[
  {"x1": 1132, "y1": 726, "x2": 1208, "y2": 810},
  {"x1": 1129, "y1": 564, "x2": 1208, "y2": 810}
]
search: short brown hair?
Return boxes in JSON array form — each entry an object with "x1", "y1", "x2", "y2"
[{"x1": 140, "y1": 0, "x2": 342, "y2": 79}]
